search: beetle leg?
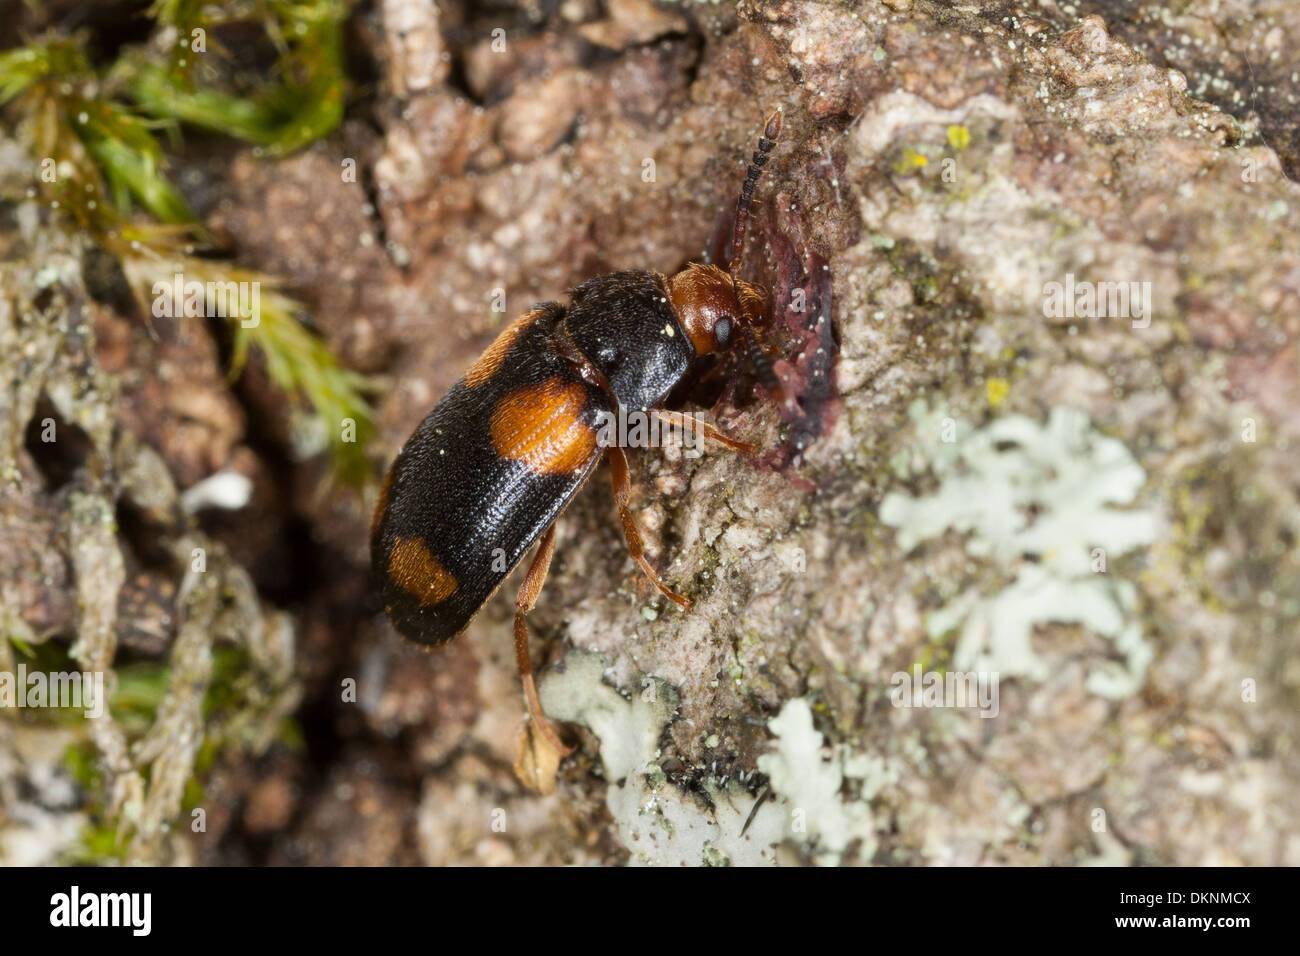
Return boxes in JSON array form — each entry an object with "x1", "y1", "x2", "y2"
[
  {"x1": 514, "y1": 524, "x2": 573, "y2": 756},
  {"x1": 651, "y1": 409, "x2": 757, "y2": 455},
  {"x1": 608, "y1": 446, "x2": 692, "y2": 609}
]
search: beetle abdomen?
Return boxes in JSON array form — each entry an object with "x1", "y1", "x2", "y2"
[{"x1": 371, "y1": 303, "x2": 607, "y2": 645}]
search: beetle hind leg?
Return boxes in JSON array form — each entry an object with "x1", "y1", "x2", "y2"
[
  {"x1": 608, "y1": 446, "x2": 691, "y2": 610},
  {"x1": 514, "y1": 524, "x2": 573, "y2": 757}
]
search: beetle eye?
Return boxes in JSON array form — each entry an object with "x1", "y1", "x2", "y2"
[{"x1": 714, "y1": 317, "x2": 733, "y2": 347}]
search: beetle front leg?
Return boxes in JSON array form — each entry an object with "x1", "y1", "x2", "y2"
[
  {"x1": 608, "y1": 446, "x2": 691, "y2": 609},
  {"x1": 651, "y1": 409, "x2": 757, "y2": 455}
]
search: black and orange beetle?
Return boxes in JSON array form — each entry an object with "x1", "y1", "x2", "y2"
[{"x1": 371, "y1": 110, "x2": 785, "y2": 755}]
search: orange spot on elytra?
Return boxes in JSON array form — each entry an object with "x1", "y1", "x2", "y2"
[
  {"x1": 490, "y1": 378, "x2": 597, "y2": 475},
  {"x1": 388, "y1": 536, "x2": 458, "y2": 606},
  {"x1": 464, "y1": 308, "x2": 545, "y2": 387}
]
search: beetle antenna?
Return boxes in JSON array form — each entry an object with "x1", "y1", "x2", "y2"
[{"x1": 728, "y1": 107, "x2": 783, "y2": 277}]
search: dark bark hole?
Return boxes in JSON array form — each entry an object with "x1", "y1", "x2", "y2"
[{"x1": 23, "y1": 395, "x2": 94, "y2": 491}]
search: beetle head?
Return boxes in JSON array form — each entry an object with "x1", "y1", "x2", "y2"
[
  {"x1": 667, "y1": 264, "x2": 762, "y2": 355},
  {"x1": 666, "y1": 263, "x2": 780, "y2": 394}
]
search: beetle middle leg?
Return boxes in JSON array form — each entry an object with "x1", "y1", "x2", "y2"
[
  {"x1": 608, "y1": 446, "x2": 691, "y2": 609},
  {"x1": 514, "y1": 524, "x2": 573, "y2": 756},
  {"x1": 651, "y1": 409, "x2": 756, "y2": 455}
]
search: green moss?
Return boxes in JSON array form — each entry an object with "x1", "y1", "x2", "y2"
[
  {"x1": 110, "y1": 659, "x2": 171, "y2": 729},
  {"x1": 182, "y1": 737, "x2": 221, "y2": 812},
  {"x1": 276, "y1": 716, "x2": 306, "y2": 750},
  {"x1": 63, "y1": 740, "x2": 102, "y2": 792},
  {"x1": 129, "y1": 0, "x2": 348, "y2": 157},
  {"x1": 73, "y1": 823, "x2": 130, "y2": 864},
  {"x1": 60, "y1": 743, "x2": 126, "y2": 864},
  {"x1": 2, "y1": 639, "x2": 100, "y2": 725},
  {"x1": 0, "y1": 6, "x2": 373, "y2": 484},
  {"x1": 202, "y1": 646, "x2": 256, "y2": 721}
]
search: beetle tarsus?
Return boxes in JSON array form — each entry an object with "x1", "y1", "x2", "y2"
[
  {"x1": 521, "y1": 670, "x2": 572, "y2": 757},
  {"x1": 636, "y1": 555, "x2": 692, "y2": 609}
]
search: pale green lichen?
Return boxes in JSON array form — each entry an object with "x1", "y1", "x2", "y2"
[
  {"x1": 756, "y1": 698, "x2": 896, "y2": 866},
  {"x1": 541, "y1": 657, "x2": 893, "y2": 866},
  {"x1": 881, "y1": 402, "x2": 1159, "y2": 697},
  {"x1": 540, "y1": 651, "x2": 785, "y2": 866}
]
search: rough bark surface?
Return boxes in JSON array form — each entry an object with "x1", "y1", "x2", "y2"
[{"x1": 1, "y1": 0, "x2": 1297, "y2": 865}]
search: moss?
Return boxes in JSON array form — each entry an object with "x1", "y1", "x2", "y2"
[
  {"x1": 127, "y1": 0, "x2": 349, "y2": 158},
  {"x1": 0, "y1": 8, "x2": 372, "y2": 484},
  {"x1": 2, "y1": 639, "x2": 98, "y2": 726},
  {"x1": 914, "y1": 275, "x2": 939, "y2": 303},
  {"x1": 110, "y1": 660, "x2": 171, "y2": 730},
  {"x1": 0, "y1": 251, "x2": 301, "y2": 860},
  {"x1": 70, "y1": 822, "x2": 130, "y2": 864},
  {"x1": 62, "y1": 741, "x2": 102, "y2": 792}
]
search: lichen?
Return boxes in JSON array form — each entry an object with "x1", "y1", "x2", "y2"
[
  {"x1": 756, "y1": 698, "x2": 896, "y2": 866},
  {"x1": 540, "y1": 656, "x2": 896, "y2": 866},
  {"x1": 881, "y1": 402, "x2": 1160, "y2": 697},
  {"x1": 540, "y1": 651, "x2": 785, "y2": 866}
]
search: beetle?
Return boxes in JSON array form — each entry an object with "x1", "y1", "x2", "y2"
[{"x1": 371, "y1": 109, "x2": 784, "y2": 755}]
